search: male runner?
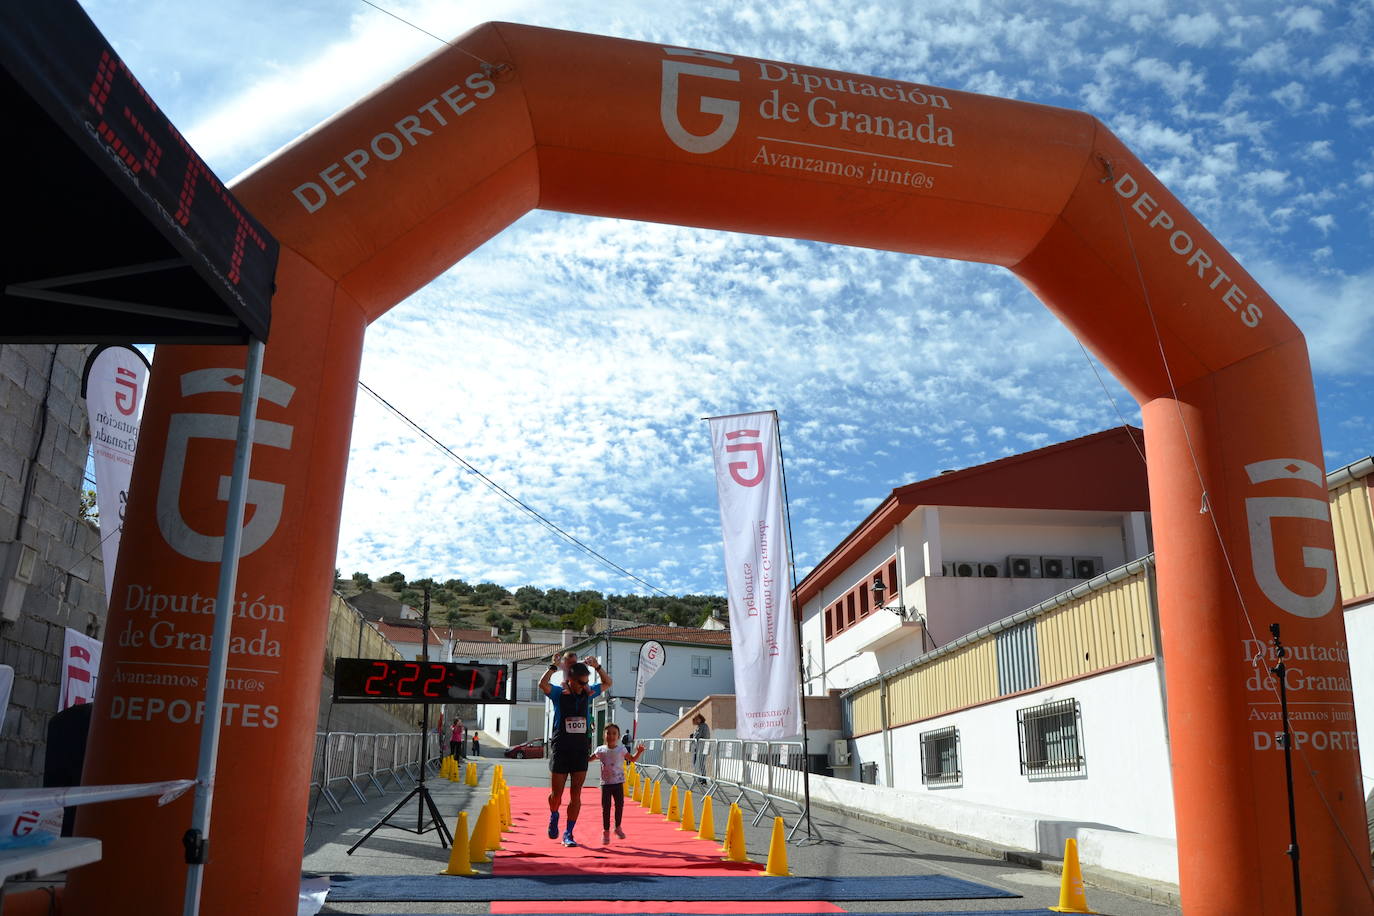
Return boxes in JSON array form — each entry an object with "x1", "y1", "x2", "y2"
[{"x1": 539, "y1": 652, "x2": 611, "y2": 846}]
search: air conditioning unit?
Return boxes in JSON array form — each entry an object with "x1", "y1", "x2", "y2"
[
  {"x1": 1072, "y1": 556, "x2": 1105, "y2": 579},
  {"x1": 1007, "y1": 555, "x2": 1040, "y2": 578},
  {"x1": 941, "y1": 561, "x2": 955, "y2": 577},
  {"x1": 978, "y1": 562, "x2": 1000, "y2": 578},
  {"x1": 1040, "y1": 556, "x2": 1072, "y2": 579},
  {"x1": 952, "y1": 560, "x2": 978, "y2": 578},
  {"x1": 830, "y1": 739, "x2": 851, "y2": 766}
]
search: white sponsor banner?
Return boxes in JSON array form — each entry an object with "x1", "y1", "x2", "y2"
[
  {"x1": 634, "y1": 640, "x2": 665, "y2": 710},
  {"x1": 708, "y1": 411, "x2": 799, "y2": 739},
  {"x1": 60, "y1": 628, "x2": 102, "y2": 710},
  {"x1": 82, "y1": 346, "x2": 148, "y2": 603},
  {"x1": 633, "y1": 640, "x2": 665, "y2": 739}
]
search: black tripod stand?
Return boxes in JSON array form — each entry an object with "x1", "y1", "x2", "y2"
[{"x1": 347, "y1": 586, "x2": 452, "y2": 853}]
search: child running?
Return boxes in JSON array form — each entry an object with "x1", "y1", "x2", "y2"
[{"x1": 590, "y1": 723, "x2": 645, "y2": 845}]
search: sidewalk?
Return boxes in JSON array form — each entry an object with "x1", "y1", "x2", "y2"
[{"x1": 303, "y1": 756, "x2": 1182, "y2": 915}]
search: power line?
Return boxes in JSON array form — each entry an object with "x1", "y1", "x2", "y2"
[{"x1": 356, "y1": 380, "x2": 673, "y2": 598}]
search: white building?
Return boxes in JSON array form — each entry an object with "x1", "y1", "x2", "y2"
[
  {"x1": 790, "y1": 429, "x2": 1374, "y2": 887},
  {"x1": 799, "y1": 426, "x2": 1152, "y2": 697},
  {"x1": 545, "y1": 625, "x2": 737, "y2": 744},
  {"x1": 457, "y1": 640, "x2": 561, "y2": 749}
]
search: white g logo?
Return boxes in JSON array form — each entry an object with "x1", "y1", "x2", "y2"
[
  {"x1": 1244, "y1": 459, "x2": 1337, "y2": 619},
  {"x1": 660, "y1": 47, "x2": 740, "y2": 154},
  {"x1": 156, "y1": 369, "x2": 296, "y2": 562}
]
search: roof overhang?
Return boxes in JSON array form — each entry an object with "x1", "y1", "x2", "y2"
[{"x1": 2, "y1": 0, "x2": 276, "y2": 343}]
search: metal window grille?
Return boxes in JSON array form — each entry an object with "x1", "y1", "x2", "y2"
[
  {"x1": 692, "y1": 655, "x2": 711, "y2": 676},
  {"x1": 920, "y1": 726, "x2": 961, "y2": 785},
  {"x1": 1017, "y1": 698, "x2": 1084, "y2": 776}
]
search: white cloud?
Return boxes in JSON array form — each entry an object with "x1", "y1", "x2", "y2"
[
  {"x1": 1130, "y1": 57, "x2": 1205, "y2": 98},
  {"x1": 1302, "y1": 140, "x2": 1334, "y2": 161},
  {"x1": 1315, "y1": 44, "x2": 1363, "y2": 77},
  {"x1": 1284, "y1": 7, "x2": 1324, "y2": 35},
  {"x1": 1270, "y1": 81, "x2": 1306, "y2": 112},
  {"x1": 1168, "y1": 12, "x2": 1222, "y2": 46},
  {"x1": 1243, "y1": 41, "x2": 1291, "y2": 73}
]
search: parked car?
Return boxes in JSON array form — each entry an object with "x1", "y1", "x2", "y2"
[{"x1": 504, "y1": 738, "x2": 547, "y2": 759}]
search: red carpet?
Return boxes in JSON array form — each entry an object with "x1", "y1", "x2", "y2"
[{"x1": 489, "y1": 784, "x2": 843, "y2": 915}]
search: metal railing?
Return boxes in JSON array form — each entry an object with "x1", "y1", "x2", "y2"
[
  {"x1": 634, "y1": 738, "x2": 822, "y2": 842},
  {"x1": 309, "y1": 731, "x2": 442, "y2": 814}
]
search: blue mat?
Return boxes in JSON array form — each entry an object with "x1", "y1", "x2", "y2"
[{"x1": 325, "y1": 873, "x2": 1020, "y2": 902}]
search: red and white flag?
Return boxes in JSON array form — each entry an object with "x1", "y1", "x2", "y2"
[
  {"x1": 707, "y1": 411, "x2": 799, "y2": 739},
  {"x1": 81, "y1": 346, "x2": 149, "y2": 604}
]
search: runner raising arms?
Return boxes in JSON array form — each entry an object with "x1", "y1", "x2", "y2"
[{"x1": 539, "y1": 652, "x2": 611, "y2": 846}]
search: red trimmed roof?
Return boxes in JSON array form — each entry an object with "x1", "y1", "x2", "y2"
[
  {"x1": 600, "y1": 625, "x2": 733, "y2": 647},
  {"x1": 795, "y1": 426, "x2": 1149, "y2": 606},
  {"x1": 374, "y1": 621, "x2": 445, "y2": 646}
]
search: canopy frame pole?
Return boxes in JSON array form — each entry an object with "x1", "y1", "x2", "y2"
[{"x1": 181, "y1": 336, "x2": 265, "y2": 916}]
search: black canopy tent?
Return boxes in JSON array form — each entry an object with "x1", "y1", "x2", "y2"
[
  {"x1": 2, "y1": 4, "x2": 277, "y2": 914},
  {"x1": 1, "y1": 0, "x2": 276, "y2": 343}
]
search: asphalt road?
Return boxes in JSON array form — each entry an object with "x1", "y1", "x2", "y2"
[{"x1": 304, "y1": 754, "x2": 1181, "y2": 916}]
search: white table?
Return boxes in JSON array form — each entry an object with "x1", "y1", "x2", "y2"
[{"x1": 0, "y1": 837, "x2": 101, "y2": 887}]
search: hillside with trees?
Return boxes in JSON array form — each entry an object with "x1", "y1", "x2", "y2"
[{"x1": 334, "y1": 570, "x2": 725, "y2": 639}]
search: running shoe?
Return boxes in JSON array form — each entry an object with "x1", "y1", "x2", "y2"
[
  {"x1": 562, "y1": 830, "x2": 578, "y2": 847},
  {"x1": 548, "y1": 811, "x2": 559, "y2": 839},
  {"x1": 614, "y1": 826, "x2": 626, "y2": 839},
  {"x1": 602, "y1": 830, "x2": 610, "y2": 844}
]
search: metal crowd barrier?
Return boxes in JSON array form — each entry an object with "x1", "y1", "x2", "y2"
[
  {"x1": 634, "y1": 738, "x2": 821, "y2": 842},
  {"x1": 309, "y1": 731, "x2": 441, "y2": 814}
]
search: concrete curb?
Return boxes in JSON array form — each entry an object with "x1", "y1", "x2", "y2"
[{"x1": 805, "y1": 796, "x2": 1181, "y2": 908}]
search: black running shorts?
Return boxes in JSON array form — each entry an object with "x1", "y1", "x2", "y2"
[{"x1": 549, "y1": 737, "x2": 590, "y2": 774}]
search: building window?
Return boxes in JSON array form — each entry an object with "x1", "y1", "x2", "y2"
[
  {"x1": 920, "y1": 726, "x2": 961, "y2": 786},
  {"x1": 692, "y1": 655, "x2": 711, "y2": 677},
  {"x1": 1017, "y1": 698, "x2": 1084, "y2": 777}
]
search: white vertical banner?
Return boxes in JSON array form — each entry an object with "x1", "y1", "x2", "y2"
[
  {"x1": 633, "y1": 640, "x2": 666, "y2": 720},
  {"x1": 707, "y1": 410, "x2": 800, "y2": 739},
  {"x1": 59, "y1": 628, "x2": 102, "y2": 710},
  {"x1": 81, "y1": 345, "x2": 149, "y2": 603}
]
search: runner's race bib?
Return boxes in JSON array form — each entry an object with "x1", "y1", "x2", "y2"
[{"x1": 565, "y1": 717, "x2": 587, "y2": 734}]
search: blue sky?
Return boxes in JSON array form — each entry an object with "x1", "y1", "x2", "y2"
[{"x1": 83, "y1": 0, "x2": 1373, "y2": 597}]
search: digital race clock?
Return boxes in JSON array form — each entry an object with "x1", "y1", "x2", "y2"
[{"x1": 332, "y1": 658, "x2": 511, "y2": 704}]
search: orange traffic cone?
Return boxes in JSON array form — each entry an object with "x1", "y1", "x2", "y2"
[
  {"x1": 468, "y1": 806, "x2": 490, "y2": 864},
  {"x1": 438, "y1": 811, "x2": 474, "y2": 875},
  {"x1": 665, "y1": 785, "x2": 680, "y2": 822},
  {"x1": 719, "y1": 803, "x2": 738, "y2": 852},
  {"x1": 679, "y1": 790, "x2": 696, "y2": 832},
  {"x1": 722, "y1": 805, "x2": 749, "y2": 863},
  {"x1": 1049, "y1": 838, "x2": 1097, "y2": 913},
  {"x1": 650, "y1": 780, "x2": 663, "y2": 815},
  {"x1": 759, "y1": 816, "x2": 788, "y2": 876},
  {"x1": 697, "y1": 795, "x2": 716, "y2": 842},
  {"x1": 485, "y1": 799, "x2": 503, "y2": 851}
]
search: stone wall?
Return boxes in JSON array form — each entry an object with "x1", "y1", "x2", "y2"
[{"x1": 0, "y1": 344, "x2": 108, "y2": 788}]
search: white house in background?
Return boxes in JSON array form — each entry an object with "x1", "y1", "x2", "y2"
[
  {"x1": 457, "y1": 640, "x2": 561, "y2": 748},
  {"x1": 539, "y1": 624, "x2": 737, "y2": 744},
  {"x1": 372, "y1": 620, "x2": 447, "y2": 661},
  {"x1": 797, "y1": 426, "x2": 1153, "y2": 696},
  {"x1": 789, "y1": 430, "x2": 1374, "y2": 888}
]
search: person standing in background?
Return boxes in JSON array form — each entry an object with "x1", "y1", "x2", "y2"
[
  {"x1": 690, "y1": 713, "x2": 710, "y2": 784},
  {"x1": 451, "y1": 719, "x2": 465, "y2": 759}
]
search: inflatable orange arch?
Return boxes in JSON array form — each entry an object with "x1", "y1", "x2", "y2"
[{"x1": 70, "y1": 22, "x2": 1371, "y2": 915}]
